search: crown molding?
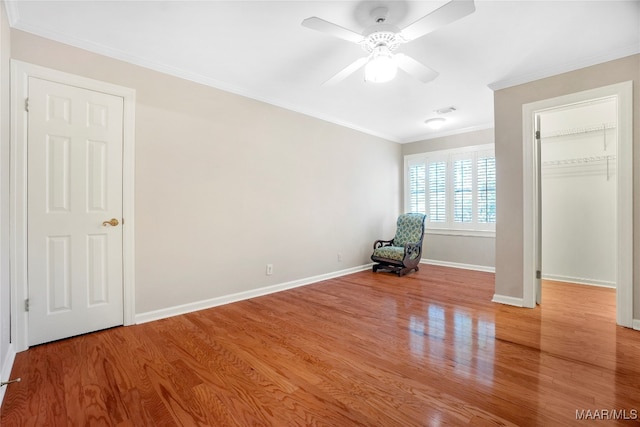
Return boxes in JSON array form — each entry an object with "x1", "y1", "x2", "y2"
[
  {"x1": 9, "y1": 20, "x2": 402, "y2": 143},
  {"x1": 3, "y1": 1, "x2": 20, "y2": 27},
  {"x1": 488, "y1": 43, "x2": 640, "y2": 91}
]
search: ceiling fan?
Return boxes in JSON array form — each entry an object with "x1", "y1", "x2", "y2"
[{"x1": 301, "y1": 0, "x2": 475, "y2": 85}]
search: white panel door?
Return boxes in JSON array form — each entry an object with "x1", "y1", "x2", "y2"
[{"x1": 27, "y1": 77, "x2": 124, "y2": 346}]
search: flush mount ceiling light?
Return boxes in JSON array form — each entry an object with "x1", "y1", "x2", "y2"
[{"x1": 424, "y1": 117, "x2": 446, "y2": 130}]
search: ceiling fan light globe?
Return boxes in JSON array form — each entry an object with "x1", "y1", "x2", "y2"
[{"x1": 364, "y1": 54, "x2": 397, "y2": 83}]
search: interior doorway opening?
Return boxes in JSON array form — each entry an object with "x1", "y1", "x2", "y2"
[
  {"x1": 522, "y1": 81, "x2": 633, "y2": 327},
  {"x1": 539, "y1": 97, "x2": 618, "y2": 303}
]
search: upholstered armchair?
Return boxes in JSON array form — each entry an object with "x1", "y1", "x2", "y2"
[{"x1": 371, "y1": 213, "x2": 426, "y2": 276}]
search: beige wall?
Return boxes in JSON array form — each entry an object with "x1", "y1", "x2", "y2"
[
  {"x1": 402, "y1": 128, "x2": 496, "y2": 269},
  {"x1": 494, "y1": 55, "x2": 640, "y2": 316},
  {"x1": 10, "y1": 30, "x2": 402, "y2": 315},
  {"x1": 402, "y1": 127, "x2": 494, "y2": 155}
]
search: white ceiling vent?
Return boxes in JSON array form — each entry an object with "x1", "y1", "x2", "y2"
[{"x1": 435, "y1": 106, "x2": 457, "y2": 115}]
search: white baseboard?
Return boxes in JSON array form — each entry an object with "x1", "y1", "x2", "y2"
[
  {"x1": 421, "y1": 258, "x2": 495, "y2": 273},
  {"x1": 135, "y1": 263, "x2": 374, "y2": 324},
  {"x1": 0, "y1": 343, "x2": 17, "y2": 406},
  {"x1": 542, "y1": 274, "x2": 616, "y2": 289},
  {"x1": 491, "y1": 294, "x2": 525, "y2": 307},
  {"x1": 633, "y1": 319, "x2": 640, "y2": 331}
]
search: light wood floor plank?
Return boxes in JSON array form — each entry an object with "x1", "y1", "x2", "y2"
[{"x1": 2, "y1": 266, "x2": 640, "y2": 426}]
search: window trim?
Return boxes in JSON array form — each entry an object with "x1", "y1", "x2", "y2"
[
  {"x1": 426, "y1": 228, "x2": 495, "y2": 238},
  {"x1": 404, "y1": 144, "x2": 495, "y2": 233}
]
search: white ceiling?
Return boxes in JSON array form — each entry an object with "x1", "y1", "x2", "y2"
[{"x1": 6, "y1": 1, "x2": 640, "y2": 143}]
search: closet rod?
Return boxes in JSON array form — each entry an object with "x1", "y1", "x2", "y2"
[
  {"x1": 540, "y1": 122, "x2": 616, "y2": 139},
  {"x1": 541, "y1": 155, "x2": 616, "y2": 168}
]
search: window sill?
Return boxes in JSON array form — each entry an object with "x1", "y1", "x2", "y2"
[{"x1": 425, "y1": 229, "x2": 496, "y2": 238}]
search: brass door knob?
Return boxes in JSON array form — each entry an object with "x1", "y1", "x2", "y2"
[{"x1": 102, "y1": 218, "x2": 119, "y2": 227}]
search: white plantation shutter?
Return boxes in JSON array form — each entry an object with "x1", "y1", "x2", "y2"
[
  {"x1": 428, "y1": 160, "x2": 446, "y2": 223},
  {"x1": 405, "y1": 144, "x2": 495, "y2": 233},
  {"x1": 477, "y1": 155, "x2": 496, "y2": 224},
  {"x1": 453, "y1": 158, "x2": 473, "y2": 223},
  {"x1": 408, "y1": 161, "x2": 426, "y2": 214}
]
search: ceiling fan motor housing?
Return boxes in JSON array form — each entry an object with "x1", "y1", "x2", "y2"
[{"x1": 361, "y1": 25, "x2": 403, "y2": 53}]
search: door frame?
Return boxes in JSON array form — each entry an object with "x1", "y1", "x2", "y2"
[
  {"x1": 522, "y1": 81, "x2": 633, "y2": 327},
  {"x1": 10, "y1": 60, "x2": 136, "y2": 351}
]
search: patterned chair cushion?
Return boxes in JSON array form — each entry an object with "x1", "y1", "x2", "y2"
[
  {"x1": 372, "y1": 246, "x2": 405, "y2": 261},
  {"x1": 392, "y1": 213, "x2": 426, "y2": 247}
]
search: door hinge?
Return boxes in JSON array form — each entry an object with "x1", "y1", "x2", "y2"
[
  {"x1": 536, "y1": 270, "x2": 541, "y2": 279},
  {"x1": 535, "y1": 130, "x2": 541, "y2": 140},
  {"x1": 24, "y1": 97, "x2": 29, "y2": 113},
  {"x1": 24, "y1": 298, "x2": 29, "y2": 312}
]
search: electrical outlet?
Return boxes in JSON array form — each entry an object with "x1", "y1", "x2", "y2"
[
  {"x1": 337, "y1": 253, "x2": 343, "y2": 262},
  {"x1": 266, "y1": 264, "x2": 273, "y2": 275}
]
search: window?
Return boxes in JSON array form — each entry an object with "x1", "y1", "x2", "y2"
[
  {"x1": 405, "y1": 144, "x2": 496, "y2": 234},
  {"x1": 477, "y1": 156, "x2": 497, "y2": 224},
  {"x1": 408, "y1": 162, "x2": 426, "y2": 215},
  {"x1": 453, "y1": 158, "x2": 473, "y2": 223},
  {"x1": 428, "y1": 161, "x2": 445, "y2": 222}
]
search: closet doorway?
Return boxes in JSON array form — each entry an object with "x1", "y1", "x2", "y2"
[
  {"x1": 522, "y1": 81, "x2": 633, "y2": 327},
  {"x1": 539, "y1": 98, "x2": 617, "y2": 291}
]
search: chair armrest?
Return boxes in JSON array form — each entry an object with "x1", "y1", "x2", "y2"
[
  {"x1": 373, "y1": 239, "x2": 394, "y2": 250},
  {"x1": 404, "y1": 242, "x2": 422, "y2": 260}
]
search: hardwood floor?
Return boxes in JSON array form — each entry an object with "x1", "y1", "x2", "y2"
[{"x1": 2, "y1": 266, "x2": 639, "y2": 426}]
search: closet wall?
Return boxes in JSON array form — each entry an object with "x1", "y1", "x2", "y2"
[{"x1": 540, "y1": 98, "x2": 617, "y2": 288}]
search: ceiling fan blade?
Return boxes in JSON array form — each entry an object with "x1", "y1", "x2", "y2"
[
  {"x1": 400, "y1": 0, "x2": 475, "y2": 42},
  {"x1": 323, "y1": 57, "x2": 368, "y2": 86},
  {"x1": 395, "y1": 54, "x2": 439, "y2": 84},
  {"x1": 302, "y1": 17, "x2": 365, "y2": 44}
]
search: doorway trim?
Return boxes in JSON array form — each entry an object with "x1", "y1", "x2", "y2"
[
  {"x1": 522, "y1": 81, "x2": 633, "y2": 327},
  {"x1": 10, "y1": 60, "x2": 136, "y2": 351}
]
